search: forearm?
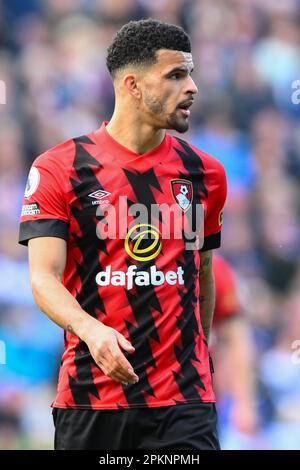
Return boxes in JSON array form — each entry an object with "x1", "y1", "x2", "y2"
[
  {"x1": 31, "y1": 271, "x2": 100, "y2": 341},
  {"x1": 27, "y1": 237, "x2": 137, "y2": 385},
  {"x1": 226, "y1": 318, "x2": 255, "y2": 403},
  {"x1": 199, "y1": 250, "x2": 215, "y2": 340},
  {"x1": 199, "y1": 271, "x2": 215, "y2": 341},
  {"x1": 219, "y1": 316, "x2": 257, "y2": 432}
]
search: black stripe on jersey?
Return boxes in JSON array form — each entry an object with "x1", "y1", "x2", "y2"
[
  {"x1": 172, "y1": 139, "x2": 209, "y2": 399},
  {"x1": 67, "y1": 136, "x2": 107, "y2": 407},
  {"x1": 68, "y1": 345, "x2": 100, "y2": 406},
  {"x1": 120, "y1": 169, "x2": 165, "y2": 406},
  {"x1": 19, "y1": 219, "x2": 68, "y2": 246},
  {"x1": 175, "y1": 138, "x2": 221, "y2": 254},
  {"x1": 123, "y1": 168, "x2": 164, "y2": 225},
  {"x1": 174, "y1": 137, "x2": 208, "y2": 200},
  {"x1": 70, "y1": 136, "x2": 108, "y2": 310},
  {"x1": 174, "y1": 251, "x2": 206, "y2": 400},
  {"x1": 174, "y1": 138, "x2": 207, "y2": 246},
  {"x1": 122, "y1": 266, "x2": 162, "y2": 405}
]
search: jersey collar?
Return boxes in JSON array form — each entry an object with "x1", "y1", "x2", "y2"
[{"x1": 93, "y1": 121, "x2": 171, "y2": 164}]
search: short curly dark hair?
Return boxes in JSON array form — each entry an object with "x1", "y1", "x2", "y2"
[{"x1": 106, "y1": 18, "x2": 191, "y2": 78}]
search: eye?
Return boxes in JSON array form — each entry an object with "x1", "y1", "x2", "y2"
[{"x1": 170, "y1": 72, "x2": 182, "y2": 80}]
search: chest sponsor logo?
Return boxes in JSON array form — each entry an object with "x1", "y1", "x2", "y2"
[
  {"x1": 95, "y1": 223, "x2": 185, "y2": 289},
  {"x1": 95, "y1": 264, "x2": 184, "y2": 290},
  {"x1": 171, "y1": 179, "x2": 193, "y2": 212}
]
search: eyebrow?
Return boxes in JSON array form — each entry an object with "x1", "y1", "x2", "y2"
[{"x1": 165, "y1": 66, "x2": 194, "y2": 76}]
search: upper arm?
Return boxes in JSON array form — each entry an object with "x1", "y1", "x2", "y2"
[
  {"x1": 18, "y1": 150, "x2": 70, "y2": 283},
  {"x1": 28, "y1": 237, "x2": 67, "y2": 282},
  {"x1": 19, "y1": 148, "x2": 71, "y2": 247}
]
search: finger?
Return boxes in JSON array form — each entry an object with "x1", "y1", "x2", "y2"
[
  {"x1": 110, "y1": 371, "x2": 133, "y2": 385},
  {"x1": 97, "y1": 349, "x2": 137, "y2": 383},
  {"x1": 97, "y1": 360, "x2": 135, "y2": 385},
  {"x1": 113, "y1": 360, "x2": 139, "y2": 383},
  {"x1": 108, "y1": 337, "x2": 139, "y2": 381},
  {"x1": 96, "y1": 353, "x2": 136, "y2": 383},
  {"x1": 117, "y1": 333, "x2": 135, "y2": 353},
  {"x1": 109, "y1": 354, "x2": 138, "y2": 382},
  {"x1": 115, "y1": 356, "x2": 138, "y2": 382},
  {"x1": 95, "y1": 336, "x2": 138, "y2": 382},
  {"x1": 96, "y1": 359, "x2": 125, "y2": 383}
]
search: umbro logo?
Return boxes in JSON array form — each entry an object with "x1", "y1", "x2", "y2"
[
  {"x1": 89, "y1": 189, "x2": 111, "y2": 200},
  {"x1": 88, "y1": 189, "x2": 111, "y2": 205}
]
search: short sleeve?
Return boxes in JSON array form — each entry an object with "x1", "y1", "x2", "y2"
[
  {"x1": 19, "y1": 153, "x2": 69, "y2": 246},
  {"x1": 200, "y1": 161, "x2": 227, "y2": 251}
]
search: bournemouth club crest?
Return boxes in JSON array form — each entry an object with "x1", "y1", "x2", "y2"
[{"x1": 171, "y1": 179, "x2": 193, "y2": 212}]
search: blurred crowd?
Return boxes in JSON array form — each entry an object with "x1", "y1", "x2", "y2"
[{"x1": 0, "y1": 0, "x2": 300, "y2": 450}]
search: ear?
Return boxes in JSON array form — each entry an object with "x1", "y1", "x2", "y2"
[{"x1": 123, "y1": 74, "x2": 142, "y2": 100}]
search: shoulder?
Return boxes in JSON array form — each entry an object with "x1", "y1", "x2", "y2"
[
  {"x1": 34, "y1": 138, "x2": 76, "y2": 170},
  {"x1": 28, "y1": 138, "x2": 78, "y2": 195},
  {"x1": 191, "y1": 143, "x2": 226, "y2": 178},
  {"x1": 172, "y1": 135, "x2": 226, "y2": 176}
]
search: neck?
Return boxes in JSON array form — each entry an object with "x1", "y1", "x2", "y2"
[{"x1": 106, "y1": 108, "x2": 165, "y2": 155}]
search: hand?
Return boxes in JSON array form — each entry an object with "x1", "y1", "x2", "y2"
[
  {"x1": 82, "y1": 320, "x2": 139, "y2": 385},
  {"x1": 230, "y1": 400, "x2": 258, "y2": 435}
]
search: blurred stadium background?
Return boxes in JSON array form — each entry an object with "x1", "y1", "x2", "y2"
[{"x1": 0, "y1": 0, "x2": 300, "y2": 450}]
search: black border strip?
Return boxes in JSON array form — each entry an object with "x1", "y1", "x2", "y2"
[
  {"x1": 19, "y1": 219, "x2": 69, "y2": 246},
  {"x1": 200, "y1": 231, "x2": 221, "y2": 252}
]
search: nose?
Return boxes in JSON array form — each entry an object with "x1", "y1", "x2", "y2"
[{"x1": 186, "y1": 75, "x2": 198, "y2": 96}]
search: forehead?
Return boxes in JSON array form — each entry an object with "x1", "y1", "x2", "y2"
[{"x1": 154, "y1": 49, "x2": 194, "y2": 71}]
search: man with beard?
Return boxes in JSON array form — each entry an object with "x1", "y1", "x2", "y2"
[{"x1": 19, "y1": 19, "x2": 227, "y2": 450}]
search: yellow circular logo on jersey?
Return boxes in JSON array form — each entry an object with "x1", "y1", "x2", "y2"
[{"x1": 125, "y1": 224, "x2": 162, "y2": 261}]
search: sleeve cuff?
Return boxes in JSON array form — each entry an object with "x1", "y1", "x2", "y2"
[
  {"x1": 199, "y1": 231, "x2": 221, "y2": 252},
  {"x1": 19, "y1": 219, "x2": 69, "y2": 246}
]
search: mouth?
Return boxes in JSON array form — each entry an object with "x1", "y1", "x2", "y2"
[{"x1": 177, "y1": 100, "x2": 194, "y2": 117}]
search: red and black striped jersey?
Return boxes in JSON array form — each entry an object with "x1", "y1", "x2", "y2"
[{"x1": 19, "y1": 122, "x2": 227, "y2": 410}]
